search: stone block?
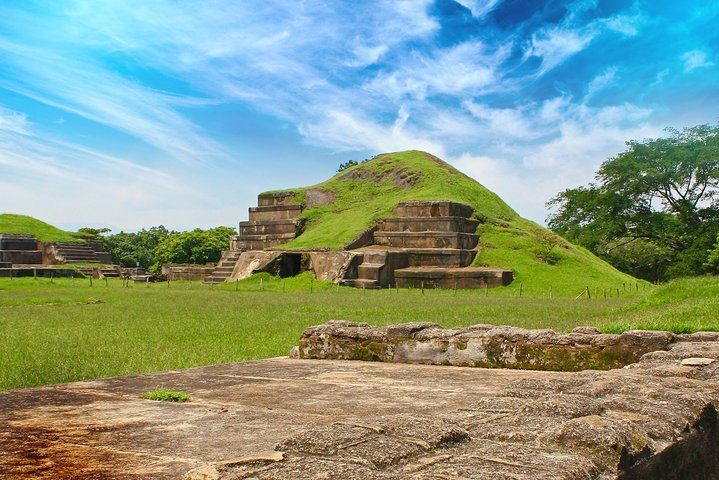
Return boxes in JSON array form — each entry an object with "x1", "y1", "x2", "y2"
[
  {"x1": 228, "y1": 251, "x2": 283, "y2": 280},
  {"x1": 237, "y1": 233, "x2": 296, "y2": 251},
  {"x1": 394, "y1": 267, "x2": 513, "y2": 288},
  {"x1": 0, "y1": 250, "x2": 43, "y2": 264},
  {"x1": 0, "y1": 235, "x2": 38, "y2": 251},
  {"x1": 374, "y1": 231, "x2": 478, "y2": 249},
  {"x1": 239, "y1": 220, "x2": 302, "y2": 236},
  {"x1": 379, "y1": 216, "x2": 479, "y2": 233},
  {"x1": 257, "y1": 192, "x2": 296, "y2": 207},
  {"x1": 405, "y1": 248, "x2": 476, "y2": 267},
  {"x1": 248, "y1": 205, "x2": 302, "y2": 222},
  {"x1": 297, "y1": 322, "x2": 684, "y2": 371},
  {"x1": 393, "y1": 200, "x2": 474, "y2": 219}
]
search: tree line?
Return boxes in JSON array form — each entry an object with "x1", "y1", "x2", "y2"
[
  {"x1": 547, "y1": 123, "x2": 719, "y2": 282},
  {"x1": 81, "y1": 226, "x2": 236, "y2": 272}
]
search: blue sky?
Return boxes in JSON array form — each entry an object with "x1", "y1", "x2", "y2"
[{"x1": 1, "y1": 0, "x2": 717, "y2": 231}]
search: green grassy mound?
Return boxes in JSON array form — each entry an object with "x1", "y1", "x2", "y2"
[
  {"x1": 267, "y1": 150, "x2": 638, "y2": 294},
  {"x1": 0, "y1": 213, "x2": 85, "y2": 243}
]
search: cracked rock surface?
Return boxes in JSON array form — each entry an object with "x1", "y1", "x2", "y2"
[{"x1": 2, "y1": 330, "x2": 719, "y2": 479}]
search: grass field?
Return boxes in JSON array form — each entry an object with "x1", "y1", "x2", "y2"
[
  {"x1": 0, "y1": 213, "x2": 85, "y2": 242},
  {"x1": 2, "y1": 273, "x2": 718, "y2": 391}
]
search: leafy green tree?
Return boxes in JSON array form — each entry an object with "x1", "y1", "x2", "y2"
[
  {"x1": 548, "y1": 124, "x2": 719, "y2": 281},
  {"x1": 706, "y1": 235, "x2": 719, "y2": 273},
  {"x1": 78, "y1": 227, "x2": 112, "y2": 239},
  {"x1": 151, "y1": 226, "x2": 235, "y2": 271},
  {"x1": 103, "y1": 226, "x2": 172, "y2": 270},
  {"x1": 337, "y1": 160, "x2": 358, "y2": 172}
]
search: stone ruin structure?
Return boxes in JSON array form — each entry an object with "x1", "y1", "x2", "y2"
[
  {"x1": 0, "y1": 233, "x2": 117, "y2": 278},
  {"x1": 204, "y1": 192, "x2": 512, "y2": 288}
]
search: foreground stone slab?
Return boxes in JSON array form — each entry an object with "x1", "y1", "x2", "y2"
[{"x1": 2, "y1": 348, "x2": 719, "y2": 479}]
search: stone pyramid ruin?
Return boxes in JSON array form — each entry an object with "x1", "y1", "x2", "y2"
[{"x1": 204, "y1": 192, "x2": 512, "y2": 288}]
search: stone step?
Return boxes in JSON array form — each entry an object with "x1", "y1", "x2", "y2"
[
  {"x1": 405, "y1": 248, "x2": 477, "y2": 268},
  {"x1": 0, "y1": 236, "x2": 38, "y2": 250},
  {"x1": 238, "y1": 234, "x2": 296, "y2": 251},
  {"x1": 213, "y1": 266, "x2": 234, "y2": 273},
  {"x1": 393, "y1": 201, "x2": 474, "y2": 219},
  {"x1": 62, "y1": 253, "x2": 101, "y2": 259},
  {"x1": 379, "y1": 217, "x2": 479, "y2": 234},
  {"x1": 351, "y1": 278, "x2": 379, "y2": 289},
  {"x1": 257, "y1": 192, "x2": 296, "y2": 207},
  {"x1": 248, "y1": 205, "x2": 302, "y2": 222},
  {"x1": 374, "y1": 231, "x2": 478, "y2": 249},
  {"x1": 362, "y1": 250, "x2": 387, "y2": 264},
  {"x1": 0, "y1": 250, "x2": 43, "y2": 264},
  {"x1": 203, "y1": 276, "x2": 227, "y2": 284},
  {"x1": 394, "y1": 267, "x2": 513, "y2": 289},
  {"x1": 239, "y1": 220, "x2": 302, "y2": 236},
  {"x1": 357, "y1": 264, "x2": 383, "y2": 280},
  {"x1": 60, "y1": 252, "x2": 97, "y2": 258}
]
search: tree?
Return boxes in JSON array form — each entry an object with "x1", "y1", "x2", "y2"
[
  {"x1": 706, "y1": 235, "x2": 719, "y2": 273},
  {"x1": 337, "y1": 160, "x2": 358, "y2": 172},
  {"x1": 103, "y1": 226, "x2": 172, "y2": 270},
  {"x1": 151, "y1": 226, "x2": 236, "y2": 271},
  {"x1": 78, "y1": 227, "x2": 112, "y2": 239},
  {"x1": 548, "y1": 124, "x2": 719, "y2": 281}
]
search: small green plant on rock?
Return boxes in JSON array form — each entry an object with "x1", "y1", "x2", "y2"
[{"x1": 142, "y1": 389, "x2": 190, "y2": 402}]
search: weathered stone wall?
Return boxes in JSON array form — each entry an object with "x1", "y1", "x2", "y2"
[
  {"x1": 295, "y1": 321, "x2": 696, "y2": 371},
  {"x1": 161, "y1": 264, "x2": 216, "y2": 281}
]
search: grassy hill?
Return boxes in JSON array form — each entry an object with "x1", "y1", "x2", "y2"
[
  {"x1": 0, "y1": 214, "x2": 85, "y2": 243},
  {"x1": 266, "y1": 150, "x2": 639, "y2": 294}
]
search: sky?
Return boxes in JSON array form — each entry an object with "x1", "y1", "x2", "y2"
[{"x1": 0, "y1": 0, "x2": 717, "y2": 232}]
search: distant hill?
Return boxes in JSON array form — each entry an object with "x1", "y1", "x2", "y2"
[
  {"x1": 0, "y1": 214, "x2": 85, "y2": 243},
  {"x1": 264, "y1": 150, "x2": 639, "y2": 294}
]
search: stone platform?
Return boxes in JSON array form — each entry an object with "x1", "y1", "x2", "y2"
[{"x1": 2, "y1": 338, "x2": 719, "y2": 479}]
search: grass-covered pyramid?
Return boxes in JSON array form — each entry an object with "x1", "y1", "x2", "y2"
[
  {"x1": 264, "y1": 150, "x2": 637, "y2": 294},
  {"x1": 0, "y1": 213, "x2": 84, "y2": 242}
]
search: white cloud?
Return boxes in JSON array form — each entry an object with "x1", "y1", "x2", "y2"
[
  {"x1": 585, "y1": 67, "x2": 618, "y2": 99},
  {"x1": 0, "y1": 105, "x2": 30, "y2": 134},
  {"x1": 298, "y1": 107, "x2": 444, "y2": 156},
  {"x1": 525, "y1": 5, "x2": 644, "y2": 76},
  {"x1": 366, "y1": 40, "x2": 510, "y2": 101},
  {"x1": 525, "y1": 27, "x2": 597, "y2": 75},
  {"x1": 462, "y1": 101, "x2": 534, "y2": 138},
  {"x1": 455, "y1": 0, "x2": 503, "y2": 18},
  {"x1": 599, "y1": 12, "x2": 644, "y2": 36},
  {"x1": 0, "y1": 39, "x2": 224, "y2": 165},
  {"x1": 681, "y1": 50, "x2": 715, "y2": 73}
]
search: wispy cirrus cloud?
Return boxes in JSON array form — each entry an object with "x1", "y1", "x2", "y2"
[
  {"x1": 524, "y1": 2, "x2": 644, "y2": 76},
  {"x1": 0, "y1": 38, "x2": 224, "y2": 165},
  {"x1": 681, "y1": 49, "x2": 715, "y2": 72},
  {"x1": 0, "y1": 0, "x2": 716, "y2": 229}
]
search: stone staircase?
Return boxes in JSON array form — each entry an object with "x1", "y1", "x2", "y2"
[
  {"x1": 351, "y1": 250, "x2": 409, "y2": 289},
  {"x1": 0, "y1": 234, "x2": 42, "y2": 265},
  {"x1": 204, "y1": 192, "x2": 305, "y2": 284},
  {"x1": 53, "y1": 242, "x2": 110, "y2": 264},
  {"x1": 75, "y1": 266, "x2": 122, "y2": 278},
  {"x1": 347, "y1": 201, "x2": 512, "y2": 288},
  {"x1": 204, "y1": 250, "x2": 242, "y2": 284}
]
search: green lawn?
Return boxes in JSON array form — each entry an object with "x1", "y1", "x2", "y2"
[{"x1": 2, "y1": 273, "x2": 718, "y2": 391}]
